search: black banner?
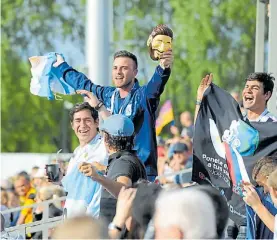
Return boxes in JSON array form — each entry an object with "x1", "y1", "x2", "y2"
[{"x1": 192, "y1": 84, "x2": 277, "y2": 226}]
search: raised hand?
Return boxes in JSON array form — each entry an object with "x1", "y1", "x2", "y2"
[
  {"x1": 197, "y1": 73, "x2": 213, "y2": 101},
  {"x1": 76, "y1": 90, "x2": 100, "y2": 108},
  {"x1": 159, "y1": 50, "x2": 174, "y2": 69},
  {"x1": 53, "y1": 54, "x2": 65, "y2": 67}
]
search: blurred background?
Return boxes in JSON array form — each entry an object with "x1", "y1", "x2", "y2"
[{"x1": 1, "y1": 0, "x2": 275, "y2": 178}]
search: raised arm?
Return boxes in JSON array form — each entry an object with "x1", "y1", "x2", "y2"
[
  {"x1": 145, "y1": 50, "x2": 173, "y2": 99},
  {"x1": 77, "y1": 90, "x2": 111, "y2": 120},
  {"x1": 194, "y1": 74, "x2": 213, "y2": 124},
  {"x1": 53, "y1": 54, "x2": 113, "y2": 103}
]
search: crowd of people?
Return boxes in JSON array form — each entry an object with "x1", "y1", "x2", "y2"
[{"x1": 1, "y1": 24, "x2": 277, "y2": 239}]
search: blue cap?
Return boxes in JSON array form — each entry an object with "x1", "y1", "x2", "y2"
[
  {"x1": 168, "y1": 142, "x2": 189, "y2": 159},
  {"x1": 100, "y1": 114, "x2": 134, "y2": 137}
]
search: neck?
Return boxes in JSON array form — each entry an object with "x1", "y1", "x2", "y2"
[
  {"x1": 119, "y1": 81, "x2": 135, "y2": 98},
  {"x1": 79, "y1": 134, "x2": 98, "y2": 147},
  {"x1": 247, "y1": 107, "x2": 266, "y2": 120}
]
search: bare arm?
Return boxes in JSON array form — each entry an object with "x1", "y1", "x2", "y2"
[
  {"x1": 79, "y1": 162, "x2": 132, "y2": 198},
  {"x1": 16, "y1": 213, "x2": 27, "y2": 225},
  {"x1": 77, "y1": 90, "x2": 111, "y2": 120},
  {"x1": 243, "y1": 184, "x2": 275, "y2": 232},
  {"x1": 194, "y1": 74, "x2": 213, "y2": 124},
  {"x1": 253, "y1": 203, "x2": 275, "y2": 232}
]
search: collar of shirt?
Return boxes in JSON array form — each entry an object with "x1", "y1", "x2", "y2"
[{"x1": 244, "y1": 108, "x2": 269, "y2": 122}]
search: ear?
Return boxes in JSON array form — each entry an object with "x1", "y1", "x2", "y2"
[
  {"x1": 134, "y1": 68, "x2": 138, "y2": 76},
  {"x1": 95, "y1": 118, "x2": 99, "y2": 127},
  {"x1": 71, "y1": 122, "x2": 74, "y2": 130},
  {"x1": 264, "y1": 91, "x2": 272, "y2": 101}
]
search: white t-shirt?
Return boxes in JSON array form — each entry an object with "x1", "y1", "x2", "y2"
[{"x1": 63, "y1": 134, "x2": 108, "y2": 218}]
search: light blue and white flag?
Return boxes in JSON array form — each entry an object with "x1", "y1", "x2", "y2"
[
  {"x1": 62, "y1": 164, "x2": 102, "y2": 218},
  {"x1": 29, "y1": 52, "x2": 75, "y2": 100}
]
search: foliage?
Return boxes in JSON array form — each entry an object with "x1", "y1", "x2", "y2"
[
  {"x1": 1, "y1": 0, "x2": 85, "y2": 152},
  {"x1": 114, "y1": 0, "x2": 256, "y2": 129}
]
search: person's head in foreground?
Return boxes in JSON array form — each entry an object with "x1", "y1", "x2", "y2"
[
  {"x1": 52, "y1": 215, "x2": 108, "y2": 239},
  {"x1": 252, "y1": 155, "x2": 277, "y2": 193},
  {"x1": 100, "y1": 114, "x2": 134, "y2": 154},
  {"x1": 196, "y1": 185, "x2": 229, "y2": 239},
  {"x1": 147, "y1": 24, "x2": 173, "y2": 60},
  {"x1": 154, "y1": 187, "x2": 217, "y2": 239}
]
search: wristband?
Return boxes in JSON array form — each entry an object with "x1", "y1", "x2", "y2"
[
  {"x1": 108, "y1": 222, "x2": 123, "y2": 232},
  {"x1": 95, "y1": 101, "x2": 104, "y2": 111},
  {"x1": 196, "y1": 100, "x2": 202, "y2": 105}
]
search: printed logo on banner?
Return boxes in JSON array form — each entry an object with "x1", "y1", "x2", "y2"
[{"x1": 207, "y1": 119, "x2": 259, "y2": 196}]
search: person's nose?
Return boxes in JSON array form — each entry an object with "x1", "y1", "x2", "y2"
[{"x1": 80, "y1": 120, "x2": 87, "y2": 127}]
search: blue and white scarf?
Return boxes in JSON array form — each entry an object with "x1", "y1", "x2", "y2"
[{"x1": 29, "y1": 52, "x2": 75, "y2": 100}]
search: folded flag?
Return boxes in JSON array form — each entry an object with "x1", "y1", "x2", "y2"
[
  {"x1": 192, "y1": 83, "x2": 277, "y2": 226},
  {"x1": 156, "y1": 100, "x2": 174, "y2": 135},
  {"x1": 29, "y1": 52, "x2": 76, "y2": 100},
  {"x1": 62, "y1": 164, "x2": 102, "y2": 218}
]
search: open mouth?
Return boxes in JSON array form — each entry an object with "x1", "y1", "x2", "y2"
[
  {"x1": 79, "y1": 130, "x2": 89, "y2": 134},
  {"x1": 244, "y1": 96, "x2": 254, "y2": 103}
]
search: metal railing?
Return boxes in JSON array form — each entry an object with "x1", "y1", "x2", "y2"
[{"x1": 1, "y1": 197, "x2": 66, "y2": 239}]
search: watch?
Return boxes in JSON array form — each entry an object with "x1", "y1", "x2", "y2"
[
  {"x1": 95, "y1": 101, "x2": 104, "y2": 111},
  {"x1": 108, "y1": 222, "x2": 123, "y2": 232}
]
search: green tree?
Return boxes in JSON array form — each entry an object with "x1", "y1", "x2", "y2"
[
  {"x1": 1, "y1": 0, "x2": 85, "y2": 152},
  {"x1": 114, "y1": 0, "x2": 256, "y2": 131}
]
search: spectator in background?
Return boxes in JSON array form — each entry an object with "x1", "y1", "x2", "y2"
[
  {"x1": 32, "y1": 186, "x2": 64, "y2": 239},
  {"x1": 180, "y1": 111, "x2": 194, "y2": 139},
  {"x1": 0, "y1": 189, "x2": 11, "y2": 228},
  {"x1": 33, "y1": 168, "x2": 48, "y2": 189},
  {"x1": 79, "y1": 114, "x2": 147, "y2": 224},
  {"x1": 159, "y1": 142, "x2": 192, "y2": 185},
  {"x1": 14, "y1": 174, "x2": 36, "y2": 225},
  {"x1": 6, "y1": 190, "x2": 20, "y2": 227},
  {"x1": 154, "y1": 187, "x2": 217, "y2": 239},
  {"x1": 243, "y1": 156, "x2": 277, "y2": 239},
  {"x1": 30, "y1": 166, "x2": 39, "y2": 179}
]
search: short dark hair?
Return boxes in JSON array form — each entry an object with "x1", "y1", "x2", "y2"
[
  {"x1": 114, "y1": 50, "x2": 138, "y2": 69},
  {"x1": 102, "y1": 131, "x2": 134, "y2": 151},
  {"x1": 246, "y1": 72, "x2": 275, "y2": 95},
  {"x1": 252, "y1": 156, "x2": 277, "y2": 181},
  {"x1": 69, "y1": 102, "x2": 98, "y2": 123}
]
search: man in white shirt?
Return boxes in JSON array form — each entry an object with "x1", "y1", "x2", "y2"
[{"x1": 57, "y1": 102, "x2": 108, "y2": 218}]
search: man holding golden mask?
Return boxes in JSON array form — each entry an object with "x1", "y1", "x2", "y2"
[{"x1": 52, "y1": 24, "x2": 174, "y2": 181}]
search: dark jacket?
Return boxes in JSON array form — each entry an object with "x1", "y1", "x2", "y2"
[
  {"x1": 56, "y1": 63, "x2": 171, "y2": 176},
  {"x1": 246, "y1": 186, "x2": 277, "y2": 239}
]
